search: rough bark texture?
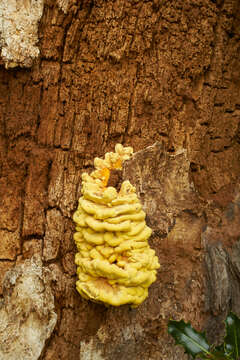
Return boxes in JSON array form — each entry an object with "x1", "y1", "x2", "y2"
[{"x1": 0, "y1": 0, "x2": 240, "y2": 359}]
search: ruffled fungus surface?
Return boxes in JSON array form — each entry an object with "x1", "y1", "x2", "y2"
[{"x1": 73, "y1": 144, "x2": 160, "y2": 307}]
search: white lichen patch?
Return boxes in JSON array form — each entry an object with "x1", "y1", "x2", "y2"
[{"x1": 0, "y1": 0, "x2": 44, "y2": 68}]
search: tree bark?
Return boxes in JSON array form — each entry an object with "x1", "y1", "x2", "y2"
[{"x1": 0, "y1": 0, "x2": 240, "y2": 359}]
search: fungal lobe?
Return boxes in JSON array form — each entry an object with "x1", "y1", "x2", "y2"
[{"x1": 73, "y1": 144, "x2": 160, "y2": 307}]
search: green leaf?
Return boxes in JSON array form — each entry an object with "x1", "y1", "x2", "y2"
[
  {"x1": 168, "y1": 319, "x2": 212, "y2": 359},
  {"x1": 224, "y1": 312, "x2": 240, "y2": 359}
]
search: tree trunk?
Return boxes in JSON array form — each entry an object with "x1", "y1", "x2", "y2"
[{"x1": 0, "y1": 0, "x2": 240, "y2": 359}]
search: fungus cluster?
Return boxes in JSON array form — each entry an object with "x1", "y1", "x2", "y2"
[{"x1": 73, "y1": 144, "x2": 160, "y2": 307}]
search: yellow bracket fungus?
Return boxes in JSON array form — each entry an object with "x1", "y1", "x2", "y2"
[{"x1": 73, "y1": 144, "x2": 160, "y2": 307}]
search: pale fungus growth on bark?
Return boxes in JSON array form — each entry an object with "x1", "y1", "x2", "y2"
[
  {"x1": 73, "y1": 144, "x2": 160, "y2": 307},
  {"x1": 0, "y1": 0, "x2": 44, "y2": 68}
]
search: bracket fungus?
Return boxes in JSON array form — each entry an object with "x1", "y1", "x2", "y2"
[{"x1": 73, "y1": 144, "x2": 160, "y2": 307}]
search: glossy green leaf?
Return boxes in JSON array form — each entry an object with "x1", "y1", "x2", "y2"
[
  {"x1": 224, "y1": 312, "x2": 240, "y2": 359},
  {"x1": 168, "y1": 319, "x2": 211, "y2": 359}
]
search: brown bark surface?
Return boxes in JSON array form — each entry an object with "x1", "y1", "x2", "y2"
[{"x1": 1, "y1": 0, "x2": 240, "y2": 359}]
